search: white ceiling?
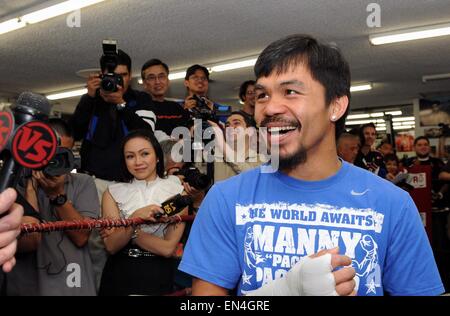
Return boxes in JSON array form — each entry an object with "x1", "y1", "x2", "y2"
[{"x1": 1, "y1": 0, "x2": 450, "y2": 114}]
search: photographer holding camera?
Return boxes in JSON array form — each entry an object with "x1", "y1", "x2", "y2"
[
  {"x1": 183, "y1": 64, "x2": 214, "y2": 113},
  {"x1": 71, "y1": 44, "x2": 155, "y2": 198},
  {"x1": 8, "y1": 119, "x2": 100, "y2": 296},
  {"x1": 182, "y1": 64, "x2": 230, "y2": 127}
]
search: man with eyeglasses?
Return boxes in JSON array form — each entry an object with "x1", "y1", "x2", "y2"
[
  {"x1": 183, "y1": 64, "x2": 227, "y2": 115},
  {"x1": 141, "y1": 59, "x2": 190, "y2": 137}
]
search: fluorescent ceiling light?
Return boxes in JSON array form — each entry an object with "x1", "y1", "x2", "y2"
[
  {"x1": 394, "y1": 125, "x2": 415, "y2": 130},
  {"x1": 385, "y1": 111, "x2": 402, "y2": 116},
  {"x1": 347, "y1": 114, "x2": 370, "y2": 120},
  {"x1": 47, "y1": 88, "x2": 87, "y2": 100},
  {"x1": 345, "y1": 119, "x2": 384, "y2": 125},
  {"x1": 393, "y1": 116, "x2": 415, "y2": 122},
  {"x1": 422, "y1": 73, "x2": 450, "y2": 83},
  {"x1": 0, "y1": 0, "x2": 106, "y2": 36},
  {"x1": 370, "y1": 112, "x2": 384, "y2": 117},
  {"x1": 0, "y1": 18, "x2": 26, "y2": 35},
  {"x1": 22, "y1": 0, "x2": 106, "y2": 24},
  {"x1": 370, "y1": 22, "x2": 450, "y2": 45},
  {"x1": 211, "y1": 58, "x2": 257, "y2": 72},
  {"x1": 350, "y1": 83, "x2": 372, "y2": 92},
  {"x1": 168, "y1": 71, "x2": 186, "y2": 80}
]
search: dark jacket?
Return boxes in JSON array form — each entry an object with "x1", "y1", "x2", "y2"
[{"x1": 71, "y1": 88, "x2": 155, "y2": 181}]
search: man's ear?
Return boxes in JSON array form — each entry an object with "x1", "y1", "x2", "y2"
[
  {"x1": 329, "y1": 95, "x2": 349, "y2": 122},
  {"x1": 183, "y1": 80, "x2": 189, "y2": 89}
]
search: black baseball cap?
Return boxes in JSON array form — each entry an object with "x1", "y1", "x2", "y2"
[{"x1": 185, "y1": 64, "x2": 210, "y2": 80}]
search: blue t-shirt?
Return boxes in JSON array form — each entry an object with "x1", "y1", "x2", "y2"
[{"x1": 179, "y1": 161, "x2": 444, "y2": 296}]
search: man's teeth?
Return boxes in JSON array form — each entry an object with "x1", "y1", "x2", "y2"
[{"x1": 268, "y1": 126, "x2": 297, "y2": 133}]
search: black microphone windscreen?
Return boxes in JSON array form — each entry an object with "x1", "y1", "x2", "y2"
[{"x1": 16, "y1": 92, "x2": 51, "y2": 116}]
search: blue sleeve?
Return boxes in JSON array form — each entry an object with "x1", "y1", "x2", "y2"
[
  {"x1": 178, "y1": 184, "x2": 241, "y2": 290},
  {"x1": 382, "y1": 195, "x2": 444, "y2": 295}
]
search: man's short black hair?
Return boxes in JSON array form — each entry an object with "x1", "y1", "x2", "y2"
[
  {"x1": 185, "y1": 64, "x2": 209, "y2": 81},
  {"x1": 414, "y1": 136, "x2": 430, "y2": 145},
  {"x1": 100, "y1": 49, "x2": 132, "y2": 73},
  {"x1": 239, "y1": 80, "x2": 256, "y2": 102},
  {"x1": 254, "y1": 34, "x2": 351, "y2": 138},
  {"x1": 141, "y1": 58, "x2": 169, "y2": 80},
  {"x1": 228, "y1": 110, "x2": 256, "y2": 128},
  {"x1": 49, "y1": 118, "x2": 73, "y2": 139},
  {"x1": 384, "y1": 153, "x2": 399, "y2": 164}
]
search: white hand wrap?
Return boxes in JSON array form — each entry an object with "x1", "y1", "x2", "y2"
[{"x1": 247, "y1": 253, "x2": 337, "y2": 296}]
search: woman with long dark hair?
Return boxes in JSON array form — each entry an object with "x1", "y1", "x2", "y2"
[{"x1": 98, "y1": 129, "x2": 185, "y2": 295}]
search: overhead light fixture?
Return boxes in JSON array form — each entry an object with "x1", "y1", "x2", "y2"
[
  {"x1": 0, "y1": 0, "x2": 106, "y2": 36},
  {"x1": 0, "y1": 18, "x2": 26, "y2": 35},
  {"x1": 350, "y1": 83, "x2": 372, "y2": 92},
  {"x1": 393, "y1": 116, "x2": 415, "y2": 122},
  {"x1": 370, "y1": 112, "x2": 384, "y2": 117},
  {"x1": 22, "y1": 0, "x2": 106, "y2": 24},
  {"x1": 369, "y1": 22, "x2": 450, "y2": 45},
  {"x1": 47, "y1": 88, "x2": 87, "y2": 100},
  {"x1": 345, "y1": 119, "x2": 384, "y2": 125},
  {"x1": 210, "y1": 58, "x2": 257, "y2": 73},
  {"x1": 168, "y1": 71, "x2": 186, "y2": 80},
  {"x1": 422, "y1": 73, "x2": 450, "y2": 83},
  {"x1": 385, "y1": 110, "x2": 402, "y2": 116},
  {"x1": 394, "y1": 125, "x2": 415, "y2": 130},
  {"x1": 347, "y1": 114, "x2": 370, "y2": 120}
]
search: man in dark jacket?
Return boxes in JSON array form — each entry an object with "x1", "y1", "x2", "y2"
[{"x1": 71, "y1": 49, "x2": 155, "y2": 184}]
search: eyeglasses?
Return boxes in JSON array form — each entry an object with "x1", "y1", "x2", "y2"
[
  {"x1": 189, "y1": 76, "x2": 208, "y2": 82},
  {"x1": 145, "y1": 74, "x2": 168, "y2": 82}
]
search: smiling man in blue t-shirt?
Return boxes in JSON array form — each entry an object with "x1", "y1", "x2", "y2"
[{"x1": 179, "y1": 34, "x2": 444, "y2": 296}]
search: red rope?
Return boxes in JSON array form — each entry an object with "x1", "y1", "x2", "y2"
[{"x1": 20, "y1": 215, "x2": 195, "y2": 235}]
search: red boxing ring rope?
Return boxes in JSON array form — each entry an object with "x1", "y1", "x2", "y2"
[{"x1": 20, "y1": 214, "x2": 196, "y2": 235}]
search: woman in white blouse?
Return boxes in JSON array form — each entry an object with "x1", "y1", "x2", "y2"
[{"x1": 99, "y1": 129, "x2": 186, "y2": 296}]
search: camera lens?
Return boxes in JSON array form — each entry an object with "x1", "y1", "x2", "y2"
[{"x1": 101, "y1": 75, "x2": 117, "y2": 92}]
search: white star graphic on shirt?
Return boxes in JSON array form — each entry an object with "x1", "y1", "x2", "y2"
[
  {"x1": 365, "y1": 278, "x2": 377, "y2": 294},
  {"x1": 242, "y1": 271, "x2": 252, "y2": 285}
]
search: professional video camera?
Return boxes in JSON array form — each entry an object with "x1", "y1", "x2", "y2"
[
  {"x1": 174, "y1": 164, "x2": 211, "y2": 191},
  {"x1": 189, "y1": 94, "x2": 218, "y2": 122},
  {"x1": 100, "y1": 39, "x2": 123, "y2": 92}
]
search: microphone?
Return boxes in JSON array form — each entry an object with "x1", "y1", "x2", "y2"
[
  {"x1": 0, "y1": 92, "x2": 57, "y2": 192},
  {"x1": 156, "y1": 194, "x2": 193, "y2": 219}
]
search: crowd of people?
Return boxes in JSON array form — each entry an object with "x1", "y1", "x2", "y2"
[{"x1": 0, "y1": 33, "x2": 448, "y2": 296}]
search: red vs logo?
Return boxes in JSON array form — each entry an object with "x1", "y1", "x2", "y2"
[
  {"x1": 0, "y1": 111, "x2": 14, "y2": 152},
  {"x1": 11, "y1": 121, "x2": 57, "y2": 169}
]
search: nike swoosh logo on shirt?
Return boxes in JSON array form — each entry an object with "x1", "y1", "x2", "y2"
[{"x1": 351, "y1": 189, "x2": 370, "y2": 196}]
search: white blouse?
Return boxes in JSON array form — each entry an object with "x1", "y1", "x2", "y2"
[{"x1": 108, "y1": 176, "x2": 184, "y2": 236}]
